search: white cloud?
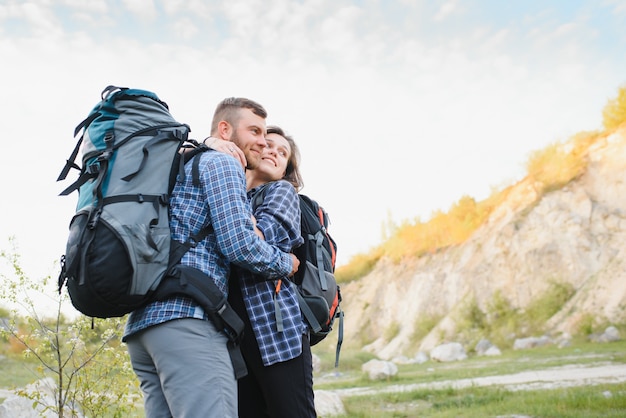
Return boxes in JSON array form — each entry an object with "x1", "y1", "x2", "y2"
[
  {"x1": 0, "y1": 0, "x2": 624, "y2": 281},
  {"x1": 13, "y1": 2, "x2": 64, "y2": 38},
  {"x1": 169, "y1": 17, "x2": 199, "y2": 40},
  {"x1": 61, "y1": 0, "x2": 108, "y2": 13},
  {"x1": 434, "y1": 0, "x2": 460, "y2": 21},
  {"x1": 121, "y1": 0, "x2": 157, "y2": 21}
]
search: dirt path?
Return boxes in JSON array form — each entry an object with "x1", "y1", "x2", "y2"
[
  {"x1": 4, "y1": 363, "x2": 626, "y2": 406},
  {"x1": 333, "y1": 363, "x2": 626, "y2": 397}
]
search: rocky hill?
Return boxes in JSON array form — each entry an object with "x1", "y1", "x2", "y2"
[{"x1": 341, "y1": 126, "x2": 626, "y2": 360}]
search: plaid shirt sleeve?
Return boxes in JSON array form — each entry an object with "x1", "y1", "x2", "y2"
[
  {"x1": 254, "y1": 181, "x2": 304, "y2": 252},
  {"x1": 202, "y1": 154, "x2": 295, "y2": 280}
]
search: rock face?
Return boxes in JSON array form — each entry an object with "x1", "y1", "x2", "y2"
[{"x1": 341, "y1": 127, "x2": 626, "y2": 360}]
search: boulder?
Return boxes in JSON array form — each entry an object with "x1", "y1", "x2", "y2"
[
  {"x1": 314, "y1": 390, "x2": 345, "y2": 417},
  {"x1": 362, "y1": 359, "x2": 398, "y2": 380},
  {"x1": 430, "y1": 342, "x2": 467, "y2": 362}
]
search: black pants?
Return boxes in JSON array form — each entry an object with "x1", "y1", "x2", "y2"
[{"x1": 229, "y1": 277, "x2": 316, "y2": 418}]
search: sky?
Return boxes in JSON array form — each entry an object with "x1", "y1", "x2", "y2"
[{"x1": 1, "y1": 0, "x2": 626, "y2": 294}]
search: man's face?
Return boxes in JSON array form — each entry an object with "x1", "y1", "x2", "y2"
[{"x1": 228, "y1": 108, "x2": 267, "y2": 169}]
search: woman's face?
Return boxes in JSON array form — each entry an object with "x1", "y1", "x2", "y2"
[{"x1": 256, "y1": 132, "x2": 291, "y2": 181}]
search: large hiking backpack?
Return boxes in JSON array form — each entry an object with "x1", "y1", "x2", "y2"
[
  {"x1": 56, "y1": 87, "x2": 246, "y2": 378},
  {"x1": 252, "y1": 186, "x2": 343, "y2": 363}
]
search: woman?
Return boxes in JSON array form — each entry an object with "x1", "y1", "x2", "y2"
[{"x1": 229, "y1": 126, "x2": 316, "y2": 417}]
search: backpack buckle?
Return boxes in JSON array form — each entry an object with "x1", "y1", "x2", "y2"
[
  {"x1": 104, "y1": 131, "x2": 114, "y2": 144},
  {"x1": 87, "y1": 163, "x2": 100, "y2": 175},
  {"x1": 95, "y1": 151, "x2": 112, "y2": 164},
  {"x1": 87, "y1": 208, "x2": 102, "y2": 230}
]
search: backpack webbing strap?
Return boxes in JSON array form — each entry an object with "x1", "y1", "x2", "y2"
[
  {"x1": 312, "y1": 230, "x2": 328, "y2": 290},
  {"x1": 187, "y1": 144, "x2": 212, "y2": 187},
  {"x1": 57, "y1": 111, "x2": 101, "y2": 182},
  {"x1": 58, "y1": 168, "x2": 97, "y2": 196},
  {"x1": 250, "y1": 183, "x2": 270, "y2": 210},
  {"x1": 121, "y1": 129, "x2": 186, "y2": 182},
  {"x1": 297, "y1": 291, "x2": 323, "y2": 334},
  {"x1": 154, "y1": 264, "x2": 247, "y2": 379},
  {"x1": 57, "y1": 137, "x2": 85, "y2": 182},
  {"x1": 334, "y1": 309, "x2": 344, "y2": 368},
  {"x1": 319, "y1": 207, "x2": 337, "y2": 268},
  {"x1": 274, "y1": 291, "x2": 284, "y2": 333}
]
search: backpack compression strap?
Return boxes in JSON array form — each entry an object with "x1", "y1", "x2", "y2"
[
  {"x1": 56, "y1": 112, "x2": 101, "y2": 183},
  {"x1": 154, "y1": 264, "x2": 247, "y2": 379},
  {"x1": 318, "y1": 206, "x2": 337, "y2": 268}
]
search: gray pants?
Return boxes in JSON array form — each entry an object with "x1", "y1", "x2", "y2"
[{"x1": 126, "y1": 318, "x2": 237, "y2": 418}]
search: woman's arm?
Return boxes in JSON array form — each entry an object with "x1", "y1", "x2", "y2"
[{"x1": 253, "y1": 181, "x2": 303, "y2": 251}]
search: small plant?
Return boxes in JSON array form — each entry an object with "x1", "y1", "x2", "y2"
[
  {"x1": 483, "y1": 290, "x2": 521, "y2": 348},
  {"x1": 410, "y1": 313, "x2": 443, "y2": 345},
  {"x1": 524, "y1": 280, "x2": 574, "y2": 332},
  {"x1": 453, "y1": 296, "x2": 489, "y2": 347},
  {"x1": 383, "y1": 321, "x2": 401, "y2": 343},
  {"x1": 0, "y1": 238, "x2": 139, "y2": 417}
]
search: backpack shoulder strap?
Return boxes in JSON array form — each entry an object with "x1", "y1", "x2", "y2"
[{"x1": 249, "y1": 183, "x2": 272, "y2": 211}]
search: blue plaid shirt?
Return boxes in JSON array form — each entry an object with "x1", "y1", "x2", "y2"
[
  {"x1": 123, "y1": 151, "x2": 294, "y2": 339},
  {"x1": 239, "y1": 180, "x2": 305, "y2": 366}
]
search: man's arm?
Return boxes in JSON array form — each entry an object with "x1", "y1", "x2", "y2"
[{"x1": 204, "y1": 154, "x2": 297, "y2": 278}]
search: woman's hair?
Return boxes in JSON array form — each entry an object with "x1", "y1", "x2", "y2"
[
  {"x1": 211, "y1": 97, "x2": 267, "y2": 135},
  {"x1": 267, "y1": 125, "x2": 304, "y2": 191}
]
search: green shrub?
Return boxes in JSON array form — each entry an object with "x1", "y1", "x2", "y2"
[
  {"x1": 410, "y1": 313, "x2": 443, "y2": 345},
  {"x1": 383, "y1": 321, "x2": 401, "y2": 342},
  {"x1": 524, "y1": 280, "x2": 574, "y2": 331}
]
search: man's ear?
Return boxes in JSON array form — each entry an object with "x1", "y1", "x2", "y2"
[{"x1": 217, "y1": 120, "x2": 232, "y2": 140}]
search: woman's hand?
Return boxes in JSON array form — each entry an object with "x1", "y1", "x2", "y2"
[
  {"x1": 251, "y1": 215, "x2": 265, "y2": 240},
  {"x1": 203, "y1": 137, "x2": 247, "y2": 169}
]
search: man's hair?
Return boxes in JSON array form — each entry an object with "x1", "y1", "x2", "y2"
[
  {"x1": 211, "y1": 97, "x2": 267, "y2": 135},
  {"x1": 267, "y1": 125, "x2": 304, "y2": 191}
]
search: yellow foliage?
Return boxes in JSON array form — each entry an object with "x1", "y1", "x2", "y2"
[
  {"x1": 375, "y1": 194, "x2": 496, "y2": 262},
  {"x1": 525, "y1": 139, "x2": 588, "y2": 193},
  {"x1": 335, "y1": 248, "x2": 382, "y2": 283},
  {"x1": 603, "y1": 84, "x2": 626, "y2": 131}
]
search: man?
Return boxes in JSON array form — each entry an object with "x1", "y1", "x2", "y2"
[{"x1": 123, "y1": 97, "x2": 299, "y2": 418}]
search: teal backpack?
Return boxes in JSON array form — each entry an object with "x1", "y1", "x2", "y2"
[{"x1": 57, "y1": 85, "x2": 247, "y2": 377}]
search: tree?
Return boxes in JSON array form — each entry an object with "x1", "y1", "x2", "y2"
[{"x1": 0, "y1": 238, "x2": 140, "y2": 417}]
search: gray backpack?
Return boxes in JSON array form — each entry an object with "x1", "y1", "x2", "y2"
[{"x1": 57, "y1": 86, "x2": 247, "y2": 377}]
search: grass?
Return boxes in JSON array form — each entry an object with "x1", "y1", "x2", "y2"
[
  {"x1": 3, "y1": 339, "x2": 626, "y2": 416},
  {"x1": 311, "y1": 339, "x2": 626, "y2": 417},
  {"x1": 340, "y1": 382, "x2": 626, "y2": 417},
  {"x1": 0, "y1": 352, "x2": 43, "y2": 389}
]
